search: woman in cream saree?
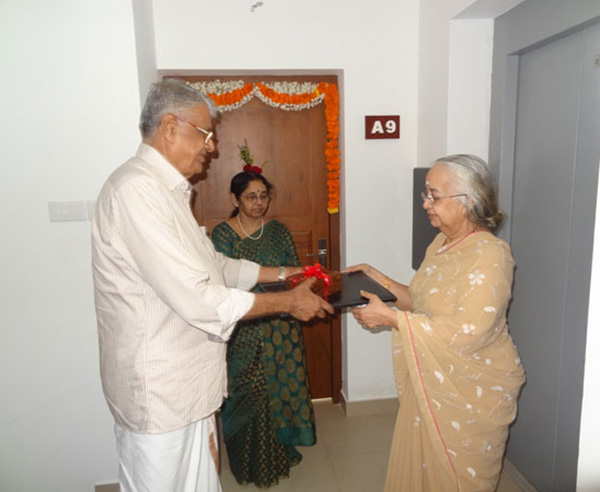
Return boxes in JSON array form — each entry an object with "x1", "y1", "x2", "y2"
[{"x1": 349, "y1": 155, "x2": 525, "y2": 492}]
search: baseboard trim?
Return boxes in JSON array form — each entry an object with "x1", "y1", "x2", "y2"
[
  {"x1": 340, "y1": 394, "x2": 399, "y2": 417},
  {"x1": 503, "y1": 458, "x2": 539, "y2": 492},
  {"x1": 95, "y1": 483, "x2": 119, "y2": 492}
]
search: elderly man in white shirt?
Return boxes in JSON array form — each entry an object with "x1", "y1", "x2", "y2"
[{"x1": 92, "y1": 79, "x2": 333, "y2": 492}]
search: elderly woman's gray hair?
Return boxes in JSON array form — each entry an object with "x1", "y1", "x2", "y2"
[
  {"x1": 139, "y1": 79, "x2": 218, "y2": 139},
  {"x1": 435, "y1": 154, "x2": 504, "y2": 231}
]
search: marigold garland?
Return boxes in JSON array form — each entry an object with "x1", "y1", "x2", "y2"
[
  {"x1": 206, "y1": 82, "x2": 255, "y2": 111},
  {"x1": 255, "y1": 82, "x2": 325, "y2": 111},
  {"x1": 190, "y1": 80, "x2": 340, "y2": 213},
  {"x1": 318, "y1": 82, "x2": 340, "y2": 213}
]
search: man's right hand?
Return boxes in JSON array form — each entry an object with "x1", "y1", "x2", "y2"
[
  {"x1": 285, "y1": 277, "x2": 334, "y2": 321},
  {"x1": 243, "y1": 277, "x2": 334, "y2": 321}
]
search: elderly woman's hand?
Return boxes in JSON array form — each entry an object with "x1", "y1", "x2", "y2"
[
  {"x1": 344, "y1": 263, "x2": 391, "y2": 290},
  {"x1": 343, "y1": 263, "x2": 381, "y2": 281},
  {"x1": 350, "y1": 290, "x2": 397, "y2": 329}
]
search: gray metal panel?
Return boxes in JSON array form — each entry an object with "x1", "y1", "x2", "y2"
[
  {"x1": 488, "y1": 3, "x2": 600, "y2": 491},
  {"x1": 489, "y1": 0, "x2": 600, "y2": 239},
  {"x1": 412, "y1": 167, "x2": 438, "y2": 270},
  {"x1": 554, "y1": 23, "x2": 600, "y2": 491},
  {"x1": 489, "y1": 14, "x2": 600, "y2": 492},
  {"x1": 507, "y1": 28, "x2": 587, "y2": 492}
]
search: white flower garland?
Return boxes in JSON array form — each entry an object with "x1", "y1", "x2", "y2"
[
  {"x1": 190, "y1": 80, "x2": 254, "y2": 112},
  {"x1": 190, "y1": 80, "x2": 325, "y2": 112},
  {"x1": 191, "y1": 80, "x2": 246, "y2": 95},
  {"x1": 217, "y1": 92, "x2": 256, "y2": 112},
  {"x1": 261, "y1": 81, "x2": 318, "y2": 94},
  {"x1": 254, "y1": 82, "x2": 325, "y2": 111}
]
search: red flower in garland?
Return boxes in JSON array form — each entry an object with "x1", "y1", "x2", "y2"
[{"x1": 243, "y1": 164, "x2": 263, "y2": 174}]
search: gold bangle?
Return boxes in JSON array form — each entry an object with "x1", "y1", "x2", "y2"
[{"x1": 384, "y1": 276, "x2": 391, "y2": 289}]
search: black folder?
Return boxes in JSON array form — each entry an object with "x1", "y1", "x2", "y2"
[{"x1": 258, "y1": 270, "x2": 397, "y2": 309}]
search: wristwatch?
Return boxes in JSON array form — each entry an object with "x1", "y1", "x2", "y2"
[{"x1": 278, "y1": 266, "x2": 286, "y2": 281}]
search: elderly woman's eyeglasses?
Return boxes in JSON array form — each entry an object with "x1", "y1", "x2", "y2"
[
  {"x1": 241, "y1": 192, "x2": 270, "y2": 202},
  {"x1": 421, "y1": 191, "x2": 467, "y2": 204},
  {"x1": 173, "y1": 114, "x2": 214, "y2": 145}
]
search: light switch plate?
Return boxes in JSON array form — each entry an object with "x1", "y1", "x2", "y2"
[
  {"x1": 48, "y1": 201, "x2": 88, "y2": 222},
  {"x1": 86, "y1": 200, "x2": 96, "y2": 220}
]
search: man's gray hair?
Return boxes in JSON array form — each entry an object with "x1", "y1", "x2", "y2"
[
  {"x1": 435, "y1": 154, "x2": 505, "y2": 231},
  {"x1": 139, "y1": 79, "x2": 217, "y2": 138}
]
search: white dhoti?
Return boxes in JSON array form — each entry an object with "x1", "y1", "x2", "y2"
[{"x1": 115, "y1": 415, "x2": 221, "y2": 492}]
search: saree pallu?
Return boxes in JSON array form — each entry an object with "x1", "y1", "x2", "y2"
[{"x1": 385, "y1": 232, "x2": 525, "y2": 492}]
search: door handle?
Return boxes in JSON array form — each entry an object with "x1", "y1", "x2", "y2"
[{"x1": 306, "y1": 237, "x2": 327, "y2": 268}]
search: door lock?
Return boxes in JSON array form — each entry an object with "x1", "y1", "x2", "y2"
[{"x1": 306, "y1": 237, "x2": 328, "y2": 268}]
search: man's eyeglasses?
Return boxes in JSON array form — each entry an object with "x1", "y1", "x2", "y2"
[
  {"x1": 241, "y1": 192, "x2": 270, "y2": 202},
  {"x1": 173, "y1": 114, "x2": 214, "y2": 145},
  {"x1": 421, "y1": 191, "x2": 467, "y2": 204}
]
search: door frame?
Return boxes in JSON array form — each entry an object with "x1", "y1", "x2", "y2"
[{"x1": 171, "y1": 73, "x2": 343, "y2": 403}]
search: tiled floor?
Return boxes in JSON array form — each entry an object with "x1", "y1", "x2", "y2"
[
  {"x1": 97, "y1": 398, "x2": 527, "y2": 492},
  {"x1": 220, "y1": 398, "x2": 526, "y2": 492}
]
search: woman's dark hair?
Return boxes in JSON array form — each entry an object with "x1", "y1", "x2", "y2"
[{"x1": 229, "y1": 171, "x2": 274, "y2": 217}]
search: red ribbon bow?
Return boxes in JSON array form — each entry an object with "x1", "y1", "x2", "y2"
[{"x1": 293, "y1": 263, "x2": 331, "y2": 299}]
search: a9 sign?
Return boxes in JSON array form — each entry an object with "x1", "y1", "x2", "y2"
[{"x1": 365, "y1": 115, "x2": 401, "y2": 139}]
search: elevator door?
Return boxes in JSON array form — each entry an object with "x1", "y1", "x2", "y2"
[{"x1": 506, "y1": 22, "x2": 600, "y2": 492}]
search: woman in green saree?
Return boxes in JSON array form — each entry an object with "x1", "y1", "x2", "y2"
[{"x1": 211, "y1": 171, "x2": 316, "y2": 487}]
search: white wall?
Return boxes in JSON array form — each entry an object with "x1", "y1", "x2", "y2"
[
  {"x1": 447, "y1": 19, "x2": 494, "y2": 159},
  {"x1": 132, "y1": 0, "x2": 159, "y2": 106},
  {"x1": 417, "y1": 0, "x2": 483, "y2": 167},
  {"x1": 0, "y1": 1, "x2": 141, "y2": 490},
  {"x1": 422, "y1": 0, "x2": 521, "y2": 164}
]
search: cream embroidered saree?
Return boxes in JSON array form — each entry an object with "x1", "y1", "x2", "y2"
[{"x1": 385, "y1": 232, "x2": 525, "y2": 492}]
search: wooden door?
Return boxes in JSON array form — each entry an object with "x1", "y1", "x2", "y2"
[{"x1": 177, "y1": 75, "x2": 341, "y2": 401}]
